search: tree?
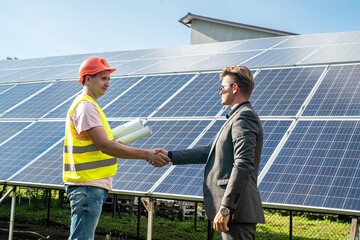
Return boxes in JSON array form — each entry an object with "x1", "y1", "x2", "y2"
[{"x1": 5, "y1": 57, "x2": 18, "y2": 60}]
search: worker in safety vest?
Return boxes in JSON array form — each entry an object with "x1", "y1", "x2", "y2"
[{"x1": 63, "y1": 57, "x2": 170, "y2": 240}]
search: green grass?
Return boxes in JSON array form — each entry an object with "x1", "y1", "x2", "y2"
[{"x1": 0, "y1": 188, "x2": 353, "y2": 239}]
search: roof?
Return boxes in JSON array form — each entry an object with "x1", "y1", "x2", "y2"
[{"x1": 179, "y1": 12, "x2": 298, "y2": 36}]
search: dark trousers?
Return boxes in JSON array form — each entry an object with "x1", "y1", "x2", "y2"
[{"x1": 220, "y1": 223, "x2": 257, "y2": 240}]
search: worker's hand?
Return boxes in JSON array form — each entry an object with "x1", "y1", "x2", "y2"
[
  {"x1": 154, "y1": 148, "x2": 169, "y2": 158},
  {"x1": 146, "y1": 148, "x2": 171, "y2": 167},
  {"x1": 213, "y1": 211, "x2": 230, "y2": 232}
]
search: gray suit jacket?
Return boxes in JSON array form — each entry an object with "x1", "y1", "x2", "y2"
[{"x1": 171, "y1": 102, "x2": 265, "y2": 223}]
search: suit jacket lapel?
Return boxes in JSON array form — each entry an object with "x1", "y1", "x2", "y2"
[{"x1": 206, "y1": 105, "x2": 245, "y2": 163}]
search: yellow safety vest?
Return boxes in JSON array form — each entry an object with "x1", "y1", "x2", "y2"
[{"x1": 63, "y1": 94, "x2": 118, "y2": 182}]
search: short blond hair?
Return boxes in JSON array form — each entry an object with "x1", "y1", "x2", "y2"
[{"x1": 221, "y1": 66, "x2": 254, "y2": 98}]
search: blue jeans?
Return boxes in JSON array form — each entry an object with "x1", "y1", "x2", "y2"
[{"x1": 65, "y1": 185, "x2": 108, "y2": 240}]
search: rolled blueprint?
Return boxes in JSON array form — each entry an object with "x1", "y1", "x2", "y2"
[
  {"x1": 116, "y1": 126, "x2": 152, "y2": 145},
  {"x1": 111, "y1": 118, "x2": 143, "y2": 139}
]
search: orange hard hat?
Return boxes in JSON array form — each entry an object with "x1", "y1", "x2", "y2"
[{"x1": 78, "y1": 57, "x2": 116, "y2": 83}]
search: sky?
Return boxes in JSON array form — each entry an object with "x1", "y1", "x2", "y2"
[{"x1": 1, "y1": 0, "x2": 360, "y2": 60}]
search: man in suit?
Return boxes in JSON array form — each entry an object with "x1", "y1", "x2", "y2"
[{"x1": 158, "y1": 66, "x2": 265, "y2": 239}]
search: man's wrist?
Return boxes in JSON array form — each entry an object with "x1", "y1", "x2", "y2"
[{"x1": 219, "y1": 206, "x2": 230, "y2": 217}]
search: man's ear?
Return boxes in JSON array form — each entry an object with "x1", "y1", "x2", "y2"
[
  {"x1": 233, "y1": 83, "x2": 239, "y2": 94},
  {"x1": 84, "y1": 75, "x2": 91, "y2": 85}
]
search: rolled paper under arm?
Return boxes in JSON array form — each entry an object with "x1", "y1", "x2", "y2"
[
  {"x1": 111, "y1": 118, "x2": 143, "y2": 139},
  {"x1": 115, "y1": 126, "x2": 152, "y2": 144}
]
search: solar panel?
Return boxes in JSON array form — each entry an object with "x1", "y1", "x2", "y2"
[
  {"x1": 104, "y1": 74, "x2": 195, "y2": 118},
  {"x1": 153, "y1": 120, "x2": 223, "y2": 197},
  {"x1": 44, "y1": 76, "x2": 142, "y2": 119},
  {"x1": 0, "y1": 58, "x2": 39, "y2": 69},
  {"x1": 2, "y1": 30, "x2": 360, "y2": 216},
  {"x1": 0, "y1": 84, "x2": 15, "y2": 94},
  {"x1": 112, "y1": 120, "x2": 211, "y2": 193},
  {"x1": 303, "y1": 64, "x2": 360, "y2": 116},
  {"x1": 249, "y1": 66, "x2": 326, "y2": 116},
  {"x1": 135, "y1": 55, "x2": 210, "y2": 75},
  {"x1": 0, "y1": 82, "x2": 50, "y2": 116},
  {"x1": 184, "y1": 51, "x2": 262, "y2": 72},
  {"x1": 329, "y1": 31, "x2": 360, "y2": 44},
  {"x1": 154, "y1": 72, "x2": 224, "y2": 117},
  {"x1": 109, "y1": 49, "x2": 161, "y2": 62},
  {"x1": 0, "y1": 121, "x2": 32, "y2": 144},
  {"x1": 259, "y1": 120, "x2": 360, "y2": 212},
  {"x1": 138, "y1": 41, "x2": 243, "y2": 59},
  {"x1": 8, "y1": 121, "x2": 125, "y2": 186},
  {"x1": 153, "y1": 120, "x2": 292, "y2": 197},
  {"x1": 3, "y1": 81, "x2": 81, "y2": 118},
  {"x1": 111, "y1": 59, "x2": 163, "y2": 75},
  {"x1": 1, "y1": 68, "x2": 53, "y2": 83},
  {"x1": 224, "y1": 36, "x2": 289, "y2": 51},
  {"x1": 0, "y1": 121, "x2": 64, "y2": 181},
  {"x1": 9, "y1": 140, "x2": 64, "y2": 186},
  {"x1": 300, "y1": 43, "x2": 360, "y2": 65},
  {"x1": 274, "y1": 33, "x2": 338, "y2": 48},
  {"x1": 244, "y1": 47, "x2": 318, "y2": 67}
]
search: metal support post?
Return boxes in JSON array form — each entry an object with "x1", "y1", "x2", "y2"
[
  {"x1": 137, "y1": 197, "x2": 141, "y2": 240},
  {"x1": 46, "y1": 189, "x2": 51, "y2": 227},
  {"x1": 194, "y1": 202, "x2": 198, "y2": 228},
  {"x1": 350, "y1": 216, "x2": 359, "y2": 240},
  {"x1": 147, "y1": 197, "x2": 154, "y2": 240},
  {"x1": 9, "y1": 186, "x2": 16, "y2": 240},
  {"x1": 289, "y1": 210, "x2": 293, "y2": 240},
  {"x1": 0, "y1": 186, "x2": 14, "y2": 204}
]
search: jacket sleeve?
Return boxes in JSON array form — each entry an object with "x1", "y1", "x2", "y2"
[
  {"x1": 171, "y1": 146, "x2": 211, "y2": 165},
  {"x1": 221, "y1": 111, "x2": 259, "y2": 209}
]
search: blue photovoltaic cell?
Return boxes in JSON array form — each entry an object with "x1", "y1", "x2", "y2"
[
  {"x1": 44, "y1": 77, "x2": 141, "y2": 118},
  {"x1": 111, "y1": 120, "x2": 211, "y2": 193},
  {"x1": 259, "y1": 120, "x2": 292, "y2": 173},
  {"x1": 244, "y1": 47, "x2": 317, "y2": 67},
  {"x1": 0, "y1": 122, "x2": 31, "y2": 144},
  {"x1": 0, "y1": 84, "x2": 15, "y2": 94},
  {"x1": 0, "y1": 121, "x2": 64, "y2": 181},
  {"x1": 153, "y1": 120, "x2": 223, "y2": 197},
  {"x1": 104, "y1": 74, "x2": 194, "y2": 118},
  {"x1": 3, "y1": 81, "x2": 81, "y2": 118},
  {"x1": 154, "y1": 72, "x2": 224, "y2": 117},
  {"x1": 0, "y1": 82, "x2": 49, "y2": 115},
  {"x1": 250, "y1": 67, "x2": 325, "y2": 116},
  {"x1": 153, "y1": 120, "x2": 291, "y2": 197},
  {"x1": 259, "y1": 120, "x2": 360, "y2": 211},
  {"x1": 9, "y1": 121, "x2": 125, "y2": 186},
  {"x1": 9, "y1": 141, "x2": 64, "y2": 186},
  {"x1": 303, "y1": 64, "x2": 360, "y2": 116}
]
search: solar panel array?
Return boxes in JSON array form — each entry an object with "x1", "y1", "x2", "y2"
[{"x1": 1, "y1": 30, "x2": 360, "y2": 215}]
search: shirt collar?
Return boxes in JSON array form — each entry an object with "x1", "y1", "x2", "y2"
[{"x1": 226, "y1": 101, "x2": 250, "y2": 119}]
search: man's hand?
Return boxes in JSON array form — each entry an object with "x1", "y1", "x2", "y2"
[
  {"x1": 213, "y1": 211, "x2": 230, "y2": 232},
  {"x1": 146, "y1": 148, "x2": 171, "y2": 167}
]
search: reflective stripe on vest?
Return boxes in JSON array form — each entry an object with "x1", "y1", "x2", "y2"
[
  {"x1": 63, "y1": 94, "x2": 118, "y2": 182},
  {"x1": 64, "y1": 157, "x2": 117, "y2": 172}
]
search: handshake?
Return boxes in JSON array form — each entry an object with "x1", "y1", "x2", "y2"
[
  {"x1": 111, "y1": 120, "x2": 171, "y2": 168},
  {"x1": 146, "y1": 148, "x2": 170, "y2": 167}
]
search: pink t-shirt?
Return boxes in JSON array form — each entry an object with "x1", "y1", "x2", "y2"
[{"x1": 65, "y1": 101, "x2": 113, "y2": 190}]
